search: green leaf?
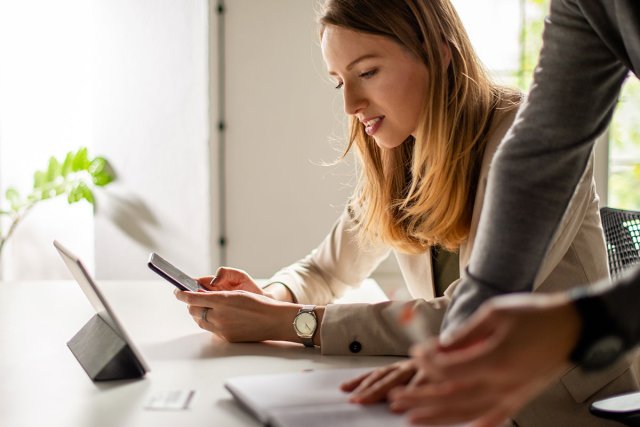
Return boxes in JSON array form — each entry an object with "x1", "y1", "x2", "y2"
[
  {"x1": 33, "y1": 170, "x2": 46, "y2": 190},
  {"x1": 71, "y1": 147, "x2": 90, "y2": 172},
  {"x1": 1, "y1": 147, "x2": 115, "y2": 254},
  {"x1": 89, "y1": 157, "x2": 115, "y2": 186},
  {"x1": 61, "y1": 152, "x2": 73, "y2": 177},
  {"x1": 27, "y1": 191, "x2": 41, "y2": 202},
  {"x1": 41, "y1": 187, "x2": 52, "y2": 200},
  {"x1": 5, "y1": 187, "x2": 19, "y2": 203},
  {"x1": 46, "y1": 156, "x2": 62, "y2": 182},
  {"x1": 80, "y1": 184, "x2": 95, "y2": 205},
  {"x1": 67, "y1": 184, "x2": 82, "y2": 203},
  {"x1": 67, "y1": 182, "x2": 94, "y2": 205},
  {"x1": 5, "y1": 188, "x2": 21, "y2": 211},
  {"x1": 88, "y1": 157, "x2": 106, "y2": 175}
]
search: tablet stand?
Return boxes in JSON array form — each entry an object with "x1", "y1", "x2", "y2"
[{"x1": 67, "y1": 314, "x2": 146, "y2": 381}]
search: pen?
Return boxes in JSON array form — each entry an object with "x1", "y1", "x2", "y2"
[{"x1": 398, "y1": 302, "x2": 429, "y2": 344}]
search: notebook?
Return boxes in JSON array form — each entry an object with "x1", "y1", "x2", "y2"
[{"x1": 225, "y1": 367, "x2": 469, "y2": 427}]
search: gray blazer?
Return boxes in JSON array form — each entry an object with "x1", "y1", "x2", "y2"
[{"x1": 268, "y1": 105, "x2": 638, "y2": 425}]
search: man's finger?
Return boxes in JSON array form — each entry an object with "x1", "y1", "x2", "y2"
[
  {"x1": 390, "y1": 381, "x2": 479, "y2": 412},
  {"x1": 437, "y1": 307, "x2": 497, "y2": 351},
  {"x1": 470, "y1": 407, "x2": 511, "y2": 427},
  {"x1": 404, "y1": 391, "x2": 503, "y2": 425},
  {"x1": 349, "y1": 367, "x2": 393, "y2": 398},
  {"x1": 415, "y1": 327, "x2": 508, "y2": 382},
  {"x1": 352, "y1": 367, "x2": 414, "y2": 404},
  {"x1": 340, "y1": 371, "x2": 372, "y2": 392}
]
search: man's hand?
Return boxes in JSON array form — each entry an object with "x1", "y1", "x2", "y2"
[
  {"x1": 388, "y1": 293, "x2": 580, "y2": 426},
  {"x1": 341, "y1": 359, "x2": 429, "y2": 404}
]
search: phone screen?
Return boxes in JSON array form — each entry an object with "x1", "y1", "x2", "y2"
[{"x1": 147, "y1": 253, "x2": 202, "y2": 292}]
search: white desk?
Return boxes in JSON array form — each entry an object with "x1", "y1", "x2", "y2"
[{"x1": 0, "y1": 279, "x2": 401, "y2": 427}]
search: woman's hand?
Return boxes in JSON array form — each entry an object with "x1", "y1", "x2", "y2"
[
  {"x1": 196, "y1": 267, "x2": 294, "y2": 302},
  {"x1": 197, "y1": 267, "x2": 264, "y2": 294},
  {"x1": 175, "y1": 289, "x2": 300, "y2": 343},
  {"x1": 340, "y1": 359, "x2": 429, "y2": 404}
]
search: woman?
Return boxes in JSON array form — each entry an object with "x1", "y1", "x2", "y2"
[{"x1": 175, "y1": 0, "x2": 637, "y2": 424}]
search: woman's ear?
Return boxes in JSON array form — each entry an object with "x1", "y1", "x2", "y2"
[
  {"x1": 440, "y1": 41, "x2": 452, "y2": 70},
  {"x1": 421, "y1": 39, "x2": 452, "y2": 70}
]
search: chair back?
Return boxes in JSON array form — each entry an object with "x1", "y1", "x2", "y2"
[{"x1": 600, "y1": 207, "x2": 640, "y2": 278}]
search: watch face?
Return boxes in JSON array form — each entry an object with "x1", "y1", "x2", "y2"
[
  {"x1": 583, "y1": 336, "x2": 624, "y2": 370},
  {"x1": 294, "y1": 312, "x2": 317, "y2": 338}
]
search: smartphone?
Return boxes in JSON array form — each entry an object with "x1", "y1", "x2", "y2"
[{"x1": 147, "y1": 252, "x2": 203, "y2": 292}]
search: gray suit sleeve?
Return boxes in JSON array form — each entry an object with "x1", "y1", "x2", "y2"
[{"x1": 442, "y1": 0, "x2": 630, "y2": 332}]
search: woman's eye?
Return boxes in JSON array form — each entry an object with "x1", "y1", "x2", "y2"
[
  {"x1": 334, "y1": 81, "x2": 344, "y2": 90},
  {"x1": 359, "y1": 69, "x2": 377, "y2": 79}
]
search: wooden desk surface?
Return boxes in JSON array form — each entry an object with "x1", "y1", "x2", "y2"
[{"x1": 0, "y1": 279, "x2": 400, "y2": 427}]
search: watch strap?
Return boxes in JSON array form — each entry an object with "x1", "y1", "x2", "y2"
[{"x1": 569, "y1": 294, "x2": 625, "y2": 371}]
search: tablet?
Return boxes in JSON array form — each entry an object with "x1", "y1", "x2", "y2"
[{"x1": 53, "y1": 240, "x2": 150, "y2": 376}]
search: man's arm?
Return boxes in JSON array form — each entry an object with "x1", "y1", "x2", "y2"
[
  {"x1": 443, "y1": 0, "x2": 630, "y2": 332},
  {"x1": 390, "y1": 292, "x2": 580, "y2": 427},
  {"x1": 388, "y1": 269, "x2": 640, "y2": 427}
]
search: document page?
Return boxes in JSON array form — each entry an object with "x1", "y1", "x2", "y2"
[
  {"x1": 225, "y1": 367, "x2": 469, "y2": 427},
  {"x1": 269, "y1": 401, "x2": 410, "y2": 427},
  {"x1": 225, "y1": 367, "x2": 371, "y2": 422}
]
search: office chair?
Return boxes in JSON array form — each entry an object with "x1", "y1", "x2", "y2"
[
  {"x1": 589, "y1": 207, "x2": 640, "y2": 426},
  {"x1": 600, "y1": 207, "x2": 640, "y2": 278}
]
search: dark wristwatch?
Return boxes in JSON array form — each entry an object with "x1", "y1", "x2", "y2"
[{"x1": 569, "y1": 295, "x2": 625, "y2": 371}]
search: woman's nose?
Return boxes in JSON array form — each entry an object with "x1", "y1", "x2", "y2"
[{"x1": 343, "y1": 84, "x2": 367, "y2": 116}]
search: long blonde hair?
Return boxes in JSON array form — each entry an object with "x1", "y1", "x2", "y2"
[{"x1": 320, "y1": 0, "x2": 518, "y2": 253}]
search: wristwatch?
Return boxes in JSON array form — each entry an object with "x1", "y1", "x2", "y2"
[
  {"x1": 293, "y1": 305, "x2": 317, "y2": 347},
  {"x1": 569, "y1": 295, "x2": 626, "y2": 371}
]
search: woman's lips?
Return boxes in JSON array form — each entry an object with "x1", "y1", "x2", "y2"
[{"x1": 364, "y1": 116, "x2": 384, "y2": 136}]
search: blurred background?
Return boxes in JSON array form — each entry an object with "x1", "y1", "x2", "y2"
[{"x1": 1, "y1": 0, "x2": 637, "y2": 297}]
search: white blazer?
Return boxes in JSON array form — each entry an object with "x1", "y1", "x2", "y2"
[{"x1": 268, "y1": 106, "x2": 638, "y2": 426}]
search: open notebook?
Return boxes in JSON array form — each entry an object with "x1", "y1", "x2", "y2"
[{"x1": 225, "y1": 367, "x2": 469, "y2": 427}]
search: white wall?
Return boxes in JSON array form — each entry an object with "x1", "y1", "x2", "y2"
[
  {"x1": 221, "y1": 0, "x2": 402, "y2": 291},
  {"x1": 92, "y1": 0, "x2": 212, "y2": 279},
  {"x1": 0, "y1": 0, "x2": 213, "y2": 281},
  {"x1": 223, "y1": 0, "x2": 351, "y2": 275},
  {"x1": 1, "y1": 0, "x2": 382, "y2": 285},
  {"x1": 70, "y1": 0, "x2": 399, "y2": 287},
  {"x1": 0, "y1": 0, "x2": 95, "y2": 279}
]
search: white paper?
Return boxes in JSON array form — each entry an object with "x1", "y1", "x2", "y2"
[
  {"x1": 225, "y1": 367, "x2": 470, "y2": 427},
  {"x1": 144, "y1": 389, "x2": 196, "y2": 411},
  {"x1": 269, "y1": 402, "x2": 410, "y2": 427}
]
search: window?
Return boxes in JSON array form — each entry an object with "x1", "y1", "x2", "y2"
[
  {"x1": 609, "y1": 79, "x2": 640, "y2": 209},
  {"x1": 453, "y1": 0, "x2": 547, "y2": 88},
  {"x1": 455, "y1": 0, "x2": 639, "y2": 210}
]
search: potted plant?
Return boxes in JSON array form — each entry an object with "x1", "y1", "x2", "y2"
[{"x1": 0, "y1": 147, "x2": 115, "y2": 258}]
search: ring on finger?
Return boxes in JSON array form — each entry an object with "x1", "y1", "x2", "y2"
[{"x1": 201, "y1": 307, "x2": 210, "y2": 322}]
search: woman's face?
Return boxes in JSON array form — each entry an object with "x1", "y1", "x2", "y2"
[{"x1": 321, "y1": 25, "x2": 429, "y2": 150}]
